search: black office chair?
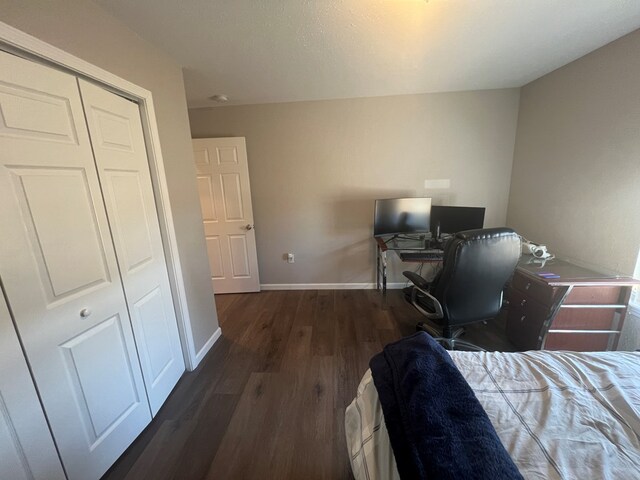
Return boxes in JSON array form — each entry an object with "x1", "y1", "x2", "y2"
[{"x1": 403, "y1": 227, "x2": 521, "y2": 351}]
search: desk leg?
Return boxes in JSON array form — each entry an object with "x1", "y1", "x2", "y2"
[
  {"x1": 376, "y1": 247, "x2": 381, "y2": 291},
  {"x1": 382, "y1": 250, "x2": 387, "y2": 294}
]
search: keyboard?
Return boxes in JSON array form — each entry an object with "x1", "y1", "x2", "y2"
[{"x1": 399, "y1": 250, "x2": 444, "y2": 262}]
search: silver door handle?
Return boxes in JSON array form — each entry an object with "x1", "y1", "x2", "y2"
[
  {"x1": 80, "y1": 308, "x2": 92, "y2": 318},
  {"x1": 245, "y1": 224, "x2": 254, "y2": 230}
]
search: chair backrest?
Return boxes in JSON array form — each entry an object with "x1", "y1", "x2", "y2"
[{"x1": 430, "y1": 228, "x2": 521, "y2": 326}]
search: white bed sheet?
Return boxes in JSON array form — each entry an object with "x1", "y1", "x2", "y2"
[{"x1": 345, "y1": 350, "x2": 640, "y2": 480}]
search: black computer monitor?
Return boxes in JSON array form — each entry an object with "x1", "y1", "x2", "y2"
[
  {"x1": 373, "y1": 197, "x2": 432, "y2": 237},
  {"x1": 430, "y1": 205, "x2": 485, "y2": 237}
]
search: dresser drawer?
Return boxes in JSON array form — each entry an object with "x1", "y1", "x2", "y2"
[
  {"x1": 544, "y1": 332, "x2": 611, "y2": 351},
  {"x1": 511, "y1": 271, "x2": 557, "y2": 306},
  {"x1": 506, "y1": 297, "x2": 550, "y2": 351},
  {"x1": 563, "y1": 285, "x2": 623, "y2": 305},
  {"x1": 506, "y1": 288, "x2": 551, "y2": 318}
]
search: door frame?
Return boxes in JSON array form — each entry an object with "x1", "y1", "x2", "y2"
[{"x1": 0, "y1": 21, "x2": 202, "y2": 370}]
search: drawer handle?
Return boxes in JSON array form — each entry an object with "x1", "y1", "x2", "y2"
[
  {"x1": 525, "y1": 282, "x2": 531, "y2": 291},
  {"x1": 80, "y1": 308, "x2": 91, "y2": 318},
  {"x1": 520, "y1": 299, "x2": 527, "y2": 307},
  {"x1": 520, "y1": 315, "x2": 526, "y2": 322}
]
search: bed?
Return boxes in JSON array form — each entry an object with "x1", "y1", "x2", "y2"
[{"x1": 345, "y1": 334, "x2": 640, "y2": 480}]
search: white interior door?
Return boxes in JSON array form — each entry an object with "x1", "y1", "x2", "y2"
[
  {"x1": 0, "y1": 291, "x2": 66, "y2": 480},
  {"x1": 79, "y1": 79, "x2": 185, "y2": 415},
  {"x1": 0, "y1": 51, "x2": 151, "y2": 480},
  {"x1": 192, "y1": 137, "x2": 260, "y2": 293}
]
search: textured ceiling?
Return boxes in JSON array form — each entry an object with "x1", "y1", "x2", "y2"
[{"x1": 95, "y1": 0, "x2": 640, "y2": 107}]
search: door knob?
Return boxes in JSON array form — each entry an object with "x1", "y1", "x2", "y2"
[
  {"x1": 80, "y1": 308, "x2": 92, "y2": 318},
  {"x1": 245, "y1": 224, "x2": 254, "y2": 230}
]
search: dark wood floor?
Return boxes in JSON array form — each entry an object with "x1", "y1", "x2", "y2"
[{"x1": 102, "y1": 289, "x2": 514, "y2": 480}]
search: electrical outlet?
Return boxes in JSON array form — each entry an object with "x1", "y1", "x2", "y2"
[{"x1": 287, "y1": 253, "x2": 295, "y2": 264}]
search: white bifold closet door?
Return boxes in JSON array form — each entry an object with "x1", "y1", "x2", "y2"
[
  {"x1": 0, "y1": 292, "x2": 66, "y2": 480},
  {"x1": 0, "y1": 49, "x2": 152, "y2": 480},
  {"x1": 78, "y1": 79, "x2": 185, "y2": 415},
  {"x1": 0, "y1": 50, "x2": 185, "y2": 479}
]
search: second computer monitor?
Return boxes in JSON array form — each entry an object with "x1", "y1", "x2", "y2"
[{"x1": 430, "y1": 206, "x2": 485, "y2": 237}]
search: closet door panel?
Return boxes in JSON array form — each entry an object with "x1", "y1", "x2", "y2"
[
  {"x1": 79, "y1": 79, "x2": 185, "y2": 416},
  {"x1": 8, "y1": 167, "x2": 111, "y2": 298},
  {"x1": 0, "y1": 290, "x2": 66, "y2": 480},
  {"x1": 0, "y1": 51, "x2": 151, "y2": 480}
]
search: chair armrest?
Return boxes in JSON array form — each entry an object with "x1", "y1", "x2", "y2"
[
  {"x1": 410, "y1": 285, "x2": 444, "y2": 320},
  {"x1": 500, "y1": 290, "x2": 507, "y2": 308},
  {"x1": 403, "y1": 270, "x2": 430, "y2": 290}
]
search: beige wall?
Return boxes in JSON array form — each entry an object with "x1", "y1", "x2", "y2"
[
  {"x1": 1, "y1": 0, "x2": 219, "y2": 355},
  {"x1": 189, "y1": 89, "x2": 521, "y2": 285},
  {"x1": 507, "y1": 29, "x2": 640, "y2": 276}
]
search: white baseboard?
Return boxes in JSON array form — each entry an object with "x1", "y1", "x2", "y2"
[
  {"x1": 260, "y1": 283, "x2": 406, "y2": 291},
  {"x1": 191, "y1": 327, "x2": 222, "y2": 370}
]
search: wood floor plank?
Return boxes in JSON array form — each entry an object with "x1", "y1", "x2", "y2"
[
  {"x1": 364, "y1": 289, "x2": 396, "y2": 330},
  {"x1": 312, "y1": 290, "x2": 336, "y2": 356},
  {"x1": 120, "y1": 418, "x2": 197, "y2": 480},
  {"x1": 281, "y1": 325, "x2": 312, "y2": 369},
  {"x1": 169, "y1": 393, "x2": 239, "y2": 480},
  {"x1": 102, "y1": 289, "x2": 514, "y2": 480},
  {"x1": 293, "y1": 289, "x2": 319, "y2": 326},
  {"x1": 350, "y1": 290, "x2": 379, "y2": 344},
  {"x1": 205, "y1": 372, "x2": 297, "y2": 479},
  {"x1": 213, "y1": 293, "x2": 240, "y2": 318},
  {"x1": 259, "y1": 290, "x2": 300, "y2": 371},
  {"x1": 334, "y1": 290, "x2": 359, "y2": 350},
  {"x1": 289, "y1": 355, "x2": 335, "y2": 479}
]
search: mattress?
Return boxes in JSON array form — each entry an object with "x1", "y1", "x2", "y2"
[{"x1": 345, "y1": 349, "x2": 640, "y2": 480}]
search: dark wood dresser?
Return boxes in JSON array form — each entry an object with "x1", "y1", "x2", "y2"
[{"x1": 506, "y1": 258, "x2": 640, "y2": 351}]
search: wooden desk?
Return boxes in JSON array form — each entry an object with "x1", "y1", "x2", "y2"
[{"x1": 506, "y1": 258, "x2": 640, "y2": 351}]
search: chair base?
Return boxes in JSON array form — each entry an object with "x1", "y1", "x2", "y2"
[{"x1": 416, "y1": 322, "x2": 486, "y2": 352}]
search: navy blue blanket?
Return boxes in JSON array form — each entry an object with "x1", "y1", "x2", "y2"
[{"x1": 369, "y1": 332, "x2": 523, "y2": 480}]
